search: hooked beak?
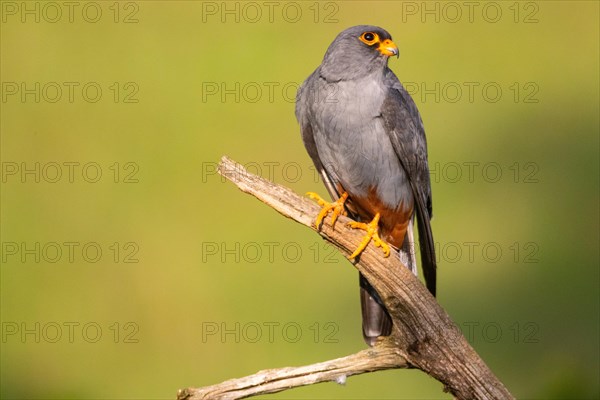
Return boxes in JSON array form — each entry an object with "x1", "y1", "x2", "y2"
[{"x1": 378, "y1": 39, "x2": 399, "y2": 58}]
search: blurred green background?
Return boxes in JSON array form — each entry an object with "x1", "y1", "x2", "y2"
[{"x1": 1, "y1": 1, "x2": 598, "y2": 399}]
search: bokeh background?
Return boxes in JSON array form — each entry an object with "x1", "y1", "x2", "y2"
[{"x1": 1, "y1": 1, "x2": 598, "y2": 399}]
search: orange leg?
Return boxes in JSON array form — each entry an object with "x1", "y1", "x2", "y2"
[
  {"x1": 306, "y1": 192, "x2": 348, "y2": 229},
  {"x1": 347, "y1": 213, "x2": 391, "y2": 260}
]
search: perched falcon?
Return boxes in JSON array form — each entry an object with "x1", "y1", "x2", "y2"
[{"x1": 295, "y1": 25, "x2": 437, "y2": 346}]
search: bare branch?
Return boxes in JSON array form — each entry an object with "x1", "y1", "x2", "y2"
[
  {"x1": 177, "y1": 342, "x2": 407, "y2": 400},
  {"x1": 178, "y1": 156, "x2": 514, "y2": 400}
]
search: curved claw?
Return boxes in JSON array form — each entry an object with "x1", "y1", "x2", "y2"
[
  {"x1": 347, "y1": 213, "x2": 390, "y2": 259},
  {"x1": 306, "y1": 192, "x2": 348, "y2": 229}
]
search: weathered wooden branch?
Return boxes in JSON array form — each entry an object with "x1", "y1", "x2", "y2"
[
  {"x1": 177, "y1": 343, "x2": 407, "y2": 400},
  {"x1": 177, "y1": 155, "x2": 514, "y2": 400}
]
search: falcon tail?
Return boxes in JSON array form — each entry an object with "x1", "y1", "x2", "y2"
[
  {"x1": 360, "y1": 223, "x2": 417, "y2": 346},
  {"x1": 360, "y1": 273, "x2": 392, "y2": 346}
]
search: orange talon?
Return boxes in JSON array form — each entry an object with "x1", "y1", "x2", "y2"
[
  {"x1": 347, "y1": 213, "x2": 391, "y2": 259},
  {"x1": 306, "y1": 192, "x2": 348, "y2": 229}
]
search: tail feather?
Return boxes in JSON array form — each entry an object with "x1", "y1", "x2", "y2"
[
  {"x1": 360, "y1": 222, "x2": 418, "y2": 346},
  {"x1": 399, "y1": 221, "x2": 418, "y2": 276},
  {"x1": 360, "y1": 274, "x2": 392, "y2": 346},
  {"x1": 414, "y1": 195, "x2": 436, "y2": 296}
]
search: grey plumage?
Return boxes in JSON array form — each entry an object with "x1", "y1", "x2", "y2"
[{"x1": 296, "y1": 25, "x2": 436, "y2": 346}]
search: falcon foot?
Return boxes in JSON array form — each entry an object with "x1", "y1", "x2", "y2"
[
  {"x1": 306, "y1": 191, "x2": 348, "y2": 229},
  {"x1": 347, "y1": 213, "x2": 391, "y2": 260}
]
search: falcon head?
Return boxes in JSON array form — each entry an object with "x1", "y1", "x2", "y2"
[{"x1": 319, "y1": 25, "x2": 399, "y2": 81}]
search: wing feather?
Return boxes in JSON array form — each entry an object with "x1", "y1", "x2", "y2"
[{"x1": 381, "y1": 69, "x2": 437, "y2": 296}]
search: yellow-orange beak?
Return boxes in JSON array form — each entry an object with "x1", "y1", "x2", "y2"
[{"x1": 378, "y1": 39, "x2": 399, "y2": 58}]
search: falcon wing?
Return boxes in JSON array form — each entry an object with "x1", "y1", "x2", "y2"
[
  {"x1": 295, "y1": 71, "x2": 341, "y2": 201},
  {"x1": 380, "y1": 69, "x2": 437, "y2": 296}
]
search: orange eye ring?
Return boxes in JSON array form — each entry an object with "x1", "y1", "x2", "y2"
[{"x1": 359, "y1": 31, "x2": 379, "y2": 46}]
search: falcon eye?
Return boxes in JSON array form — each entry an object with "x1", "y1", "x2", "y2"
[{"x1": 359, "y1": 32, "x2": 379, "y2": 46}]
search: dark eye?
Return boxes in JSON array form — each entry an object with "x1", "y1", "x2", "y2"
[{"x1": 359, "y1": 32, "x2": 379, "y2": 46}]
